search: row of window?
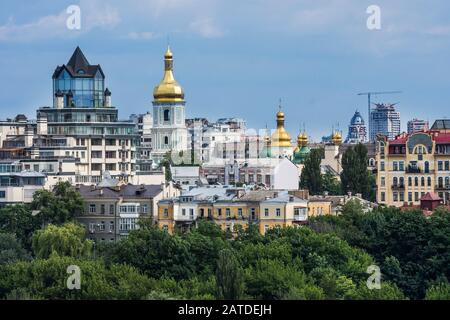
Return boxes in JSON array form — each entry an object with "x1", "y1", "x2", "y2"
[
  {"x1": 381, "y1": 176, "x2": 450, "y2": 188},
  {"x1": 380, "y1": 160, "x2": 450, "y2": 172},
  {"x1": 173, "y1": 207, "x2": 307, "y2": 219},
  {"x1": 380, "y1": 191, "x2": 434, "y2": 203},
  {"x1": 88, "y1": 203, "x2": 149, "y2": 214},
  {"x1": 88, "y1": 218, "x2": 139, "y2": 233}
]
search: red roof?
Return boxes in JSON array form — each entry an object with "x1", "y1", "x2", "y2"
[
  {"x1": 389, "y1": 132, "x2": 450, "y2": 145},
  {"x1": 420, "y1": 192, "x2": 442, "y2": 201}
]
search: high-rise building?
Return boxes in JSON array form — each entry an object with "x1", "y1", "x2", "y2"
[
  {"x1": 407, "y1": 118, "x2": 429, "y2": 134},
  {"x1": 151, "y1": 47, "x2": 188, "y2": 164},
  {"x1": 369, "y1": 103, "x2": 401, "y2": 141},
  {"x1": 345, "y1": 110, "x2": 367, "y2": 144}
]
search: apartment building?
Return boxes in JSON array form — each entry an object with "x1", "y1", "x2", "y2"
[
  {"x1": 157, "y1": 186, "x2": 308, "y2": 235},
  {"x1": 376, "y1": 127, "x2": 450, "y2": 207},
  {"x1": 77, "y1": 181, "x2": 180, "y2": 242}
]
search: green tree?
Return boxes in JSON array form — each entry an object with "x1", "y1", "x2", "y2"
[
  {"x1": 161, "y1": 151, "x2": 173, "y2": 182},
  {"x1": 0, "y1": 204, "x2": 40, "y2": 249},
  {"x1": 0, "y1": 233, "x2": 31, "y2": 265},
  {"x1": 32, "y1": 222, "x2": 93, "y2": 259},
  {"x1": 425, "y1": 283, "x2": 450, "y2": 300},
  {"x1": 32, "y1": 181, "x2": 84, "y2": 225},
  {"x1": 215, "y1": 249, "x2": 244, "y2": 300},
  {"x1": 322, "y1": 171, "x2": 342, "y2": 195},
  {"x1": 340, "y1": 143, "x2": 371, "y2": 199},
  {"x1": 300, "y1": 148, "x2": 324, "y2": 195},
  {"x1": 112, "y1": 221, "x2": 195, "y2": 280}
]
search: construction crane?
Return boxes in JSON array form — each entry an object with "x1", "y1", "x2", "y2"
[{"x1": 358, "y1": 91, "x2": 402, "y2": 137}]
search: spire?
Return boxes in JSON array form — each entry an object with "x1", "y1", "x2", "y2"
[{"x1": 67, "y1": 46, "x2": 90, "y2": 74}]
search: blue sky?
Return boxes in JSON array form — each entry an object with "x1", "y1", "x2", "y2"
[{"x1": 1, "y1": 0, "x2": 450, "y2": 141}]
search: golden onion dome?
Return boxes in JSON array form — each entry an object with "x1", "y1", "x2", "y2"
[
  {"x1": 271, "y1": 109, "x2": 292, "y2": 147},
  {"x1": 153, "y1": 46, "x2": 185, "y2": 102},
  {"x1": 332, "y1": 131, "x2": 343, "y2": 145},
  {"x1": 297, "y1": 132, "x2": 308, "y2": 147}
]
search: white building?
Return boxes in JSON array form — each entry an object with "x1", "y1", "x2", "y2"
[{"x1": 151, "y1": 47, "x2": 188, "y2": 164}]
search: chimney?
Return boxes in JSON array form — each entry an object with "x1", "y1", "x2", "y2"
[
  {"x1": 66, "y1": 90, "x2": 74, "y2": 107},
  {"x1": 54, "y1": 90, "x2": 64, "y2": 109},
  {"x1": 37, "y1": 112, "x2": 48, "y2": 135},
  {"x1": 104, "y1": 88, "x2": 112, "y2": 107},
  {"x1": 289, "y1": 195, "x2": 294, "y2": 202}
]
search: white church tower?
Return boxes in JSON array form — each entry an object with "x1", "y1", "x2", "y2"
[{"x1": 151, "y1": 47, "x2": 188, "y2": 164}]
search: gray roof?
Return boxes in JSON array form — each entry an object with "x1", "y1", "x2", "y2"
[
  {"x1": 78, "y1": 184, "x2": 163, "y2": 200},
  {"x1": 53, "y1": 47, "x2": 104, "y2": 79},
  {"x1": 431, "y1": 119, "x2": 450, "y2": 130}
]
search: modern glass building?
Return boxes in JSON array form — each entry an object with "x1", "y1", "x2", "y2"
[{"x1": 52, "y1": 46, "x2": 106, "y2": 108}]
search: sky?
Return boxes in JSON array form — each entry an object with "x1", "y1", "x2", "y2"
[{"x1": 1, "y1": 0, "x2": 450, "y2": 141}]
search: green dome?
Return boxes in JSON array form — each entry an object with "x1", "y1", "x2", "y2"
[{"x1": 293, "y1": 146, "x2": 310, "y2": 164}]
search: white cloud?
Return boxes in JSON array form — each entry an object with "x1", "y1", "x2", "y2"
[
  {"x1": 189, "y1": 18, "x2": 224, "y2": 38},
  {"x1": 126, "y1": 31, "x2": 159, "y2": 40},
  {"x1": 0, "y1": 1, "x2": 120, "y2": 42}
]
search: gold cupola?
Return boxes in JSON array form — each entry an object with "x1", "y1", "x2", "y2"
[
  {"x1": 271, "y1": 107, "x2": 292, "y2": 148},
  {"x1": 153, "y1": 46, "x2": 185, "y2": 103},
  {"x1": 332, "y1": 130, "x2": 343, "y2": 145}
]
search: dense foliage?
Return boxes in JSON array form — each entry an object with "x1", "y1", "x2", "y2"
[
  {"x1": 309, "y1": 201, "x2": 450, "y2": 299},
  {"x1": 0, "y1": 182, "x2": 447, "y2": 300}
]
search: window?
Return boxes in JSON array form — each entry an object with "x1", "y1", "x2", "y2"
[
  {"x1": 393, "y1": 161, "x2": 398, "y2": 171},
  {"x1": 238, "y1": 208, "x2": 243, "y2": 218},
  {"x1": 408, "y1": 192, "x2": 413, "y2": 202},
  {"x1": 399, "y1": 192, "x2": 405, "y2": 202},
  {"x1": 99, "y1": 221, "x2": 105, "y2": 231},
  {"x1": 381, "y1": 192, "x2": 385, "y2": 202},
  {"x1": 276, "y1": 208, "x2": 281, "y2": 217},
  {"x1": 0, "y1": 191, "x2": 5, "y2": 198},
  {"x1": 182, "y1": 209, "x2": 186, "y2": 216},
  {"x1": 380, "y1": 161, "x2": 385, "y2": 171},
  {"x1": 91, "y1": 163, "x2": 102, "y2": 171},
  {"x1": 294, "y1": 207, "x2": 307, "y2": 218},
  {"x1": 438, "y1": 161, "x2": 443, "y2": 171},
  {"x1": 408, "y1": 177, "x2": 412, "y2": 187},
  {"x1": 421, "y1": 177, "x2": 425, "y2": 187},
  {"x1": 446, "y1": 161, "x2": 450, "y2": 171},
  {"x1": 164, "y1": 208, "x2": 169, "y2": 217},
  {"x1": 119, "y1": 218, "x2": 137, "y2": 232},
  {"x1": 438, "y1": 177, "x2": 443, "y2": 188},
  {"x1": 427, "y1": 177, "x2": 432, "y2": 187},
  {"x1": 109, "y1": 222, "x2": 114, "y2": 231},
  {"x1": 225, "y1": 208, "x2": 231, "y2": 218},
  {"x1": 415, "y1": 192, "x2": 419, "y2": 202},
  {"x1": 101, "y1": 204, "x2": 105, "y2": 214},
  {"x1": 189, "y1": 208, "x2": 194, "y2": 217},
  {"x1": 162, "y1": 225, "x2": 169, "y2": 232},
  {"x1": 264, "y1": 225, "x2": 269, "y2": 233},
  {"x1": 109, "y1": 204, "x2": 115, "y2": 215},
  {"x1": 142, "y1": 204, "x2": 148, "y2": 214},
  {"x1": 164, "y1": 136, "x2": 169, "y2": 145},
  {"x1": 415, "y1": 177, "x2": 419, "y2": 186},
  {"x1": 393, "y1": 177, "x2": 398, "y2": 187},
  {"x1": 399, "y1": 177, "x2": 404, "y2": 187},
  {"x1": 217, "y1": 208, "x2": 222, "y2": 216},
  {"x1": 264, "y1": 208, "x2": 269, "y2": 217},
  {"x1": 393, "y1": 192, "x2": 398, "y2": 202},
  {"x1": 164, "y1": 109, "x2": 170, "y2": 121},
  {"x1": 399, "y1": 161, "x2": 405, "y2": 171},
  {"x1": 424, "y1": 161, "x2": 430, "y2": 173},
  {"x1": 89, "y1": 204, "x2": 96, "y2": 213},
  {"x1": 250, "y1": 208, "x2": 256, "y2": 220},
  {"x1": 380, "y1": 177, "x2": 385, "y2": 187}
]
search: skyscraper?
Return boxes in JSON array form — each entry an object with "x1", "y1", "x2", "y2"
[
  {"x1": 345, "y1": 110, "x2": 367, "y2": 144},
  {"x1": 369, "y1": 103, "x2": 401, "y2": 141},
  {"x1": 407, "y1": 118, "x2": 429, "y2": 134}
]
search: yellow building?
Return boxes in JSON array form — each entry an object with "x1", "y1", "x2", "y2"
[
  {"x1": 376, "y1": 130, "x2": 450, "y2": 207},
  {"x1": 156, "y1": 187, "x2": 308, "y2": 235},
  {"x1": 308, "y1": 199, "x2": 333, "y2": 217}
]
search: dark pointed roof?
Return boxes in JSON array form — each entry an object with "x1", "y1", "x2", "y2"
[{"x1": 52, "y1": 47, "x2": 105, "y2": 79}]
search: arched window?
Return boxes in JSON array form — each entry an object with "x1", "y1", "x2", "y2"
[
  {"x1": 438, "y1": 177, "x2": 443, "y2": 188},
  {"x1": 421, "y1": 177, "x2": 425, "y2": 186},
  {"x1": 164, "y1": 136, "x2": 169, "y2": 145},
  {"x1": 415, "y1": 177, "x2": 419, "y2": 186},
  {"x1": 446, "y1": 177, "x2": 450, "y2": 187},
  {"x1": 399, "y1": 177, "x2": 404, "y2": 187},
  {"x1": 408, "y1": 177, "x2": 412, "y2": 186},
  {"x1": 393, "y1": 177, "x2": 398, "y2": 186},
  {"x1": 424, "y1": 161, "x2": 430, "y2": 173},
  {"x1": 164, "y1": 109, "x2": 170, "y2": 121},
  {"x1": 427, "y1": 177, "x2": 432, "y2": 187}
]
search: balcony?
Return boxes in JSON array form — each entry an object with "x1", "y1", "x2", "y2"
[
  {"x1": 406, "y1": 166, "x2": 421, "y2": 174},
  {"x1": 391, "y1": 184, "x2": 405, "y2": 190},
  {"x1": 294, "y1": 214, "x2": 307, "y2": 222},
  {"x1": 436, "y1": 185, "x2": 450, "y2": 190}
]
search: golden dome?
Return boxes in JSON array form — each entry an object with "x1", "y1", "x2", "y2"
[
  {"x1": 153, "y1": 46, "x2": 185, "y2": 102},
  {"x1": 297, "y1": 132, "x2": 308, "y2": 147},
  {"x1": 271, "y1": 109, "x2": 292, "y2": 147},
  {"x1": 332, "y1": 131, "x2": 343, "y2": 145}
]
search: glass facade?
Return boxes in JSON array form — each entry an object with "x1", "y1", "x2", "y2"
[{"x1": 53, "y1": 69, "x2": 105, "y2": 108}]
